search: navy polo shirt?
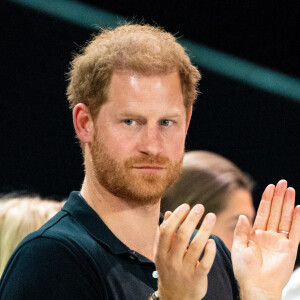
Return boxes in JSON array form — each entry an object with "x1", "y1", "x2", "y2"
[{"x1": 0, "y1": 192, "x2": 240, "y2": 299}]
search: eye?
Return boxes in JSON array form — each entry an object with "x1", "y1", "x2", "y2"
[
  {"x1": 160, "y1": 119, "x2": 173, "y2": 126},
  {"x1": 124, "y1": 119, "x2": 135, "y2": 125}
]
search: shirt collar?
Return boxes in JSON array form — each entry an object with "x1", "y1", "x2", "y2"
[{"x1": 62, "y1": 191, "x2": 163, "y2": 259}]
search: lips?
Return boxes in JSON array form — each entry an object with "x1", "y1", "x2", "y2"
[{"x1": 133, "y1": 165, "x2": 165, "y2": 169}]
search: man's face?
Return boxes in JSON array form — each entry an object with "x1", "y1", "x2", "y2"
[{"x1": 90, "y1": 70, "x2": 191, "y2": 206}]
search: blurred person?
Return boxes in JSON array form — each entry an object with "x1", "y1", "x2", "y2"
[
  {"x1": 0, "y1": 24, "x2": 299, "y2": 300},
  {"x1": 161, "y1": 150, "x2": 255, "y2": 250},
  {"x1": 0, "y1": 195, "x2": 64, "y2": 276}
]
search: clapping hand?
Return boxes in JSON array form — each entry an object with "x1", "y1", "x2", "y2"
[
  {"x1": 154, "y1": 204, "x2": 216, "y2": 300},
  {"x1": 232, "y1": 180, "x2": 300, "y2": 300}
]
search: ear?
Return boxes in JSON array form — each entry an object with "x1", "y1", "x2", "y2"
[
  {"x1": 73, "y1": 103, "x2": 94, "y2": 143},
  {"x1": 185, "y1": 106, "x2": 193, "y2": 134}
]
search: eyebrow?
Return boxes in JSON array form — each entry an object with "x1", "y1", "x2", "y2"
[{"x1": 117, "y1": 112, "x2": 184, "y2": 119}]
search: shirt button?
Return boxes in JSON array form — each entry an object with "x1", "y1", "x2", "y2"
[
  {"x1": 129, "y1": 251, "x2": 137, "y2": 260},
  {"x1": 152, "y1": 270, "x2": 159, "y2": 279}
]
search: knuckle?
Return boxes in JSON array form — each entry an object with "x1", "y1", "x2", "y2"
[
  {"x1": 176, "y1": 229, "x2": 186, "y2": 241},
  {"x1": 187, "y1": 242, "x2": 201, "y2": 255},
  {"x1": 159, "y1": 223, "x2": 170, "y2": 236},
  {"x1": 198, "y1": 261, "x2": 210, "y2": 273},
  {"x1": 166, "y1": 259, "x2": 178, "y2": 272}
]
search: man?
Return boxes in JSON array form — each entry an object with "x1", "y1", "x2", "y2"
[{"x1": 0, "y1": 24, "x2": 299, "y2": 300}]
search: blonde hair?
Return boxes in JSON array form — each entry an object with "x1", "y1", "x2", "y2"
[
  {"x1": 162, "y1": 151, "x2": 254, "y2": 215},
  {"x1": 67, "y1": 24, "x2": 201, "y2": 120},
  {"x1": 0, "y1": 196, "x2": 64, "y2": 276}
]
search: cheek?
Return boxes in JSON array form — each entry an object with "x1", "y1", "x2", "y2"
[
  {"x1": 96, "y1": 126, "x2": 134, "y2": 159},
  {"x1": 164, "y1": 139, "x2": 185, "y2": 161},
  {"x1": 164, "y1": 130, "x2": 186, "y2": 152}
]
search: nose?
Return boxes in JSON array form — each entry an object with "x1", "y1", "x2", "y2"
[{"x1": 137, "y1": 125, "x2": 162, "y2": 156}]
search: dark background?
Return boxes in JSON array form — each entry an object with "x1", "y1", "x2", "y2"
[{"x1": 1, "y1": 1, "x2": 299, "y2": 209}]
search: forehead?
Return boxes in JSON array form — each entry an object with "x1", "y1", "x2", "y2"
[{"x1": 106, "y1": 70, "x2": 185, "y2": 112}]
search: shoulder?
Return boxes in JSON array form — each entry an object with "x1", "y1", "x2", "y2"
[
  {"x1": 0, "y1": 212, "x2": 104, "y2": 300},
  {"x1": 0, "y1": 236, "x2": 103, "y2": 299},
  {"x1": 211, "y1": 234, "x2": 232, "y2": 263},
  {"x1": 9, "y1": 235, "x2": 84, "y2": 266},
  {"x1": 22, "y1": 209, "x2": 100, "y2": 256},
  {"x1": 4, "y1": 208, "x2": 103, "y2": 276},
  {"x1": 205, "y1": 235, "x2": 240, "y2": 300}
]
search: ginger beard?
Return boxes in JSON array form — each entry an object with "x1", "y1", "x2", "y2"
[{"x1": 90, "y1": 131, "x2": 183, "y2": 206}]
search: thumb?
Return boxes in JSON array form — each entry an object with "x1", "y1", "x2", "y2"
[{"x1": 233, "y1": 215, "x2": 251, "y2": 246}]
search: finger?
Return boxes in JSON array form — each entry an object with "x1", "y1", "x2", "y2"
[
  {"x1": 233, "y1": 215, "x2": 251, "y2": 247},
  {"x1": 156, "y1": 204, "x2": 190, "y2": 260},
  {"x1": 278, "y1": 188, "x2": 295, "y2": 236},
  {"x1": 267, "y1": 180, "x2": 288, "y2": 231},
  {"x1": 289, "y1": 205, "x2": 300, "y2": 246},
  {"x1": 164, "y1": 211, "x2": 172, "y2": 221},
  {"x1": 183, "y1": 213, "x2": 216, "y2": 268},
  {"x1": 170, "y1": 204, "x2": 205, "y2": 261},
  {"x1": 195, "y1": 239, "x2": 216, "y2": 277},
  {"x1": 253, "y1": 184, "x2": 275, "y2": 230}
]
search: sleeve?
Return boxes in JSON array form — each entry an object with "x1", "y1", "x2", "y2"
[{"x1": 0, "y1": 237, "x2": 104, "y2": 300}]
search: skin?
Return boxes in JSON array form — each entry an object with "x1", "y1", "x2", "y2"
[
  {"x1": 88, "y1": 71, "x2": 186, "y2": 205},
  {"x1": 73, "y1": 70, "x2": 192, "y2": 260},
  {"x1": 155, "y1": 205, "x2": 217, "y2": 299},
  {"x1": 212, "y1": 189, "x2": 255, "y2": 250},
  {"x1": 232, "y1": 180, "x2": 300, "y2": 300},
  {"x1": 158, "y1": 180, "x2": 300, "y2": 300},
  {"x1": 73, "y1": 70, "x2": 300, "y2": 300}
]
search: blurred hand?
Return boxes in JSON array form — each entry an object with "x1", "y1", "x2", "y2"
[{"x1": 232, "y1": 180, "x2": 300, "y2": 300}]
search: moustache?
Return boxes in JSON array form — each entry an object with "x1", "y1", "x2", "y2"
[{"x1": 124, "y1": 155, "x2": 171, "y2": 168}]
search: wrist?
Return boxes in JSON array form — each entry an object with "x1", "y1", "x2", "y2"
[
  {"x1": 240, "y1": 286, "x2": 282, "y2": 300},
  {"x1": 151, "y1": 291, "x2": 163, "y2": 300}
]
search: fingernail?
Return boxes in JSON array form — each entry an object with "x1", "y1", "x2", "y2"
[
  {"x1": 174, "y1": 203, "x2": 189, "y2": 213},
  {"x1": 206, "y1": 213, "x2": 216, "y2": 223},
  {"x1": 277, "y1": 179, "x2": 287, "y2": 188},
  {"x1": 278, "y1": 179, "x2": 287, "y2": 184},
  {"x1": 180, "y1": 203, "x2": 189, "y2": 211},
  {"x1": 276, "y1": 180, "x2": 288, "y2": 195},
  {"x1": 191, "y1": 204, "x2": 203, "y2": 215}
]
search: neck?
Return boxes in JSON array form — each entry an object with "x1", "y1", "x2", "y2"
[{"x1": 81, "y1": 172, "x2": 161, "y2": 261}]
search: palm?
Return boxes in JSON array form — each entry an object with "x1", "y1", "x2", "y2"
[
  {"x1": 235, "y1": 230, "x2": 294, "y2": 288},
  {"x1": 232, "y1": 181, "x2": 300, "y2": 299}
]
